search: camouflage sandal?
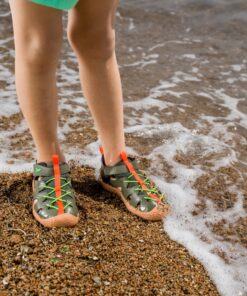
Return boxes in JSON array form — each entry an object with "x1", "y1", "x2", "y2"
[
  {"x1": 98, "y1": 146, "x2": 170, "y2": 221},
  {"x1": 32, "y1": 154, "x2": 79, "y2": 228}
]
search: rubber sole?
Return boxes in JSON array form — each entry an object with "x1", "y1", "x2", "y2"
[
  {"x1": 98, "y1": 178, "x2": 170, "y2": 221},
  {"x1": 32, "y1": 180, "x2": 79, "y2": 228},
  {"x1": 32, "y1": 202, "x2": 79, "y2": 228}
]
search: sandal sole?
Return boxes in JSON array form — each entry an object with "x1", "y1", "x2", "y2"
[
  {"x1": 32, "y1": 202, "x2": 79, "y2": 228},
  {"x1": 98, "y1": 178, "x2": 170, "y2": 221}
]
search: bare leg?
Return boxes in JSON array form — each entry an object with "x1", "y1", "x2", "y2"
[
  {"x1": 9, "y1": 0, "x2": 64, "y2": 163},
  {"x1": 67, "y1": 0, "x2": 126, "y2": 166}
]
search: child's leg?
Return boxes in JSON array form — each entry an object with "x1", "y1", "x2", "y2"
[
  {"x1": 9, "y1": 0, "x2": 64, "y2": 163},
  {"x1": 67, "y1": 0, "x2": 125, "y2": 166},
  {"x1": 67, "y1": 1, "x2": 170, "y2": 222}
]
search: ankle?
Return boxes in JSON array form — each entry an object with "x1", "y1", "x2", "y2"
[
  {"x1": 104, "y1": 153, "x2": 122, "y2": 167},
  {"x1": 101, "y1": 144, "x2": 126, "y2": 166},
  {"x1": 37, "y1": 153, "x2": 66, "y2": 164}
]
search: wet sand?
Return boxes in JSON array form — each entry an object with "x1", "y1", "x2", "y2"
[
  {"x1": 0, "y1": 162, "x2": 219, "y2": 295},
  {"x1": 0, "y1": 0, "x2": 247, "y2": 295}
]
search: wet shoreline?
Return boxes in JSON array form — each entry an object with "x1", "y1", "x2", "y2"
[{"x1": 1, "y1": 0, "x2": 247, "y2": 295}]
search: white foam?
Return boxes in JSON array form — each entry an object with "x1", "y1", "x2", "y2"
[
  {"x1": 148, "y1": 40, "x2": 192, "y2": 52},
  {"x1": 232, "y1": 65, "x2": 243, "y2": 72},
  {"x1": 121, "y1": 53, "x2": 159, "y2": 68},
  {"x1": 181, "y1": 53, "x2": 196, "y2": 59}
]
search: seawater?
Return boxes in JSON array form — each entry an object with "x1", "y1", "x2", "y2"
[{"x1": 0, "y1": 0, "x2": 247, "y2": 295}]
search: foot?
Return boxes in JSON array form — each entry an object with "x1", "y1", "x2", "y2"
[
  {"x1": 98, "y1": 146, "x2": 170, "y2": 221},
  {"x1": 32, "y1": 154, "x2": 79, "y2": 228}
]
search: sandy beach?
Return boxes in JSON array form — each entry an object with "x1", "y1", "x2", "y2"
[
  {"x1": 0, "y1": 163, "x2": 219, "y2": 295},
  {"x1": 0, "y1": 0, "x2": 247, "y2": 295}
]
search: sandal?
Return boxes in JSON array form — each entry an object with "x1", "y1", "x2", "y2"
[
  {"x1": 98, "y1": 146, "x2": 170, "y2": 221},
  {"x1": 32, "y1": 154, "x2": 79, "y2": 228}
]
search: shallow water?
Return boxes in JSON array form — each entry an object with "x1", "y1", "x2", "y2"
[{"x1": 0, "y1": 0, "x2": 247, "y2": 295}]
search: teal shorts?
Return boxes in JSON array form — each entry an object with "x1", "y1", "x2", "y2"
[{"x1": 30, "y1": 0, "x2": 79, "y2": 10}]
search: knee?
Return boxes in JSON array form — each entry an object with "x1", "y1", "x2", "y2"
[
  {"x1": 67, "y1": 25, "x2": 115, "y2": 61},
  {"x1": 17, "y1": 32, "x2": 61, "y2": 73}
]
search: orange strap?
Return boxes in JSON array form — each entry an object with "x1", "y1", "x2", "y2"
[
  {"x1": 52, "y1": 154, "x2": 64, "y2": 214},
  {"x1": 120, "y1": 151, "x2": 161, "y2": 203},
  {"x1": 99, "y1": 145, "x2": 104, "y2": 155}
]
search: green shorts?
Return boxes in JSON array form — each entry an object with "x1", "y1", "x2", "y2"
[{"x1": 30, "y1": 0, "x2": 79, "y2": 10}]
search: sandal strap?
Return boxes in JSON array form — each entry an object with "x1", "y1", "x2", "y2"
[
  {"x1": 33, "y1": 162, "x2": 70, "y2": 177},
  {"x1": 102, "y1": 157, "x2": 139, "y2": 177}
]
